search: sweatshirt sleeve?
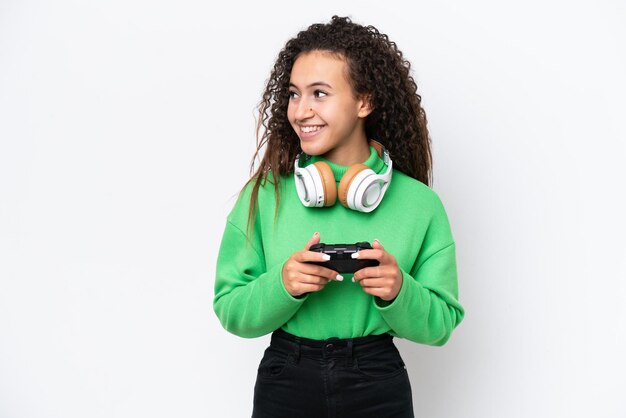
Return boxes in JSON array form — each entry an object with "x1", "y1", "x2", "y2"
[
  {"x1": 374, "y1": 194, "x2": 464, "y2": 346},
  {"x1": 213, "y1": 217, "x2": 306, "y2": 339}
]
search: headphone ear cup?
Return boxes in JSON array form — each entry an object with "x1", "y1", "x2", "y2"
[
  {"x1": 338, "y1": 163, "x2": 370, "y2": 208},
  {"x1": 312, "y1": 161, "x2": 337, "y2": 206}
]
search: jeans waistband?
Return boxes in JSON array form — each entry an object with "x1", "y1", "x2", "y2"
[{"x1": 270, "y1": 328, "x2": 393, "y2": 360}]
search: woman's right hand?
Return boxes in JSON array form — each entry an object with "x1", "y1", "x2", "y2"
[{"x1": 282, "y1": 232, "x2": 343, "y2": 297}]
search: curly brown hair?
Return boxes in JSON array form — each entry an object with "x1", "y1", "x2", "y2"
[{"x1": 239, "y1": 15, "x2": 432, "y2": 240}]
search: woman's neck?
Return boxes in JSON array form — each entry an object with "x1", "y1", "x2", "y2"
[{"x1": 320, "y1": 139, "x2": 371, "y2": 167}]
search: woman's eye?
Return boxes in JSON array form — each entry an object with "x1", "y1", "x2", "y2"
[{"x1": 288, "y1": 90, "x2": 326, "y2": 99}]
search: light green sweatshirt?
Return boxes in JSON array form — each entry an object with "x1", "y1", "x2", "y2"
[{"x1": 213, "y1": 145, "x2": 464, "y2": 345}]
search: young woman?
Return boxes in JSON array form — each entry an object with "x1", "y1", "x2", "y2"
[{"x1": 213, "y1": 15, "x2": 464, "y2": 418}]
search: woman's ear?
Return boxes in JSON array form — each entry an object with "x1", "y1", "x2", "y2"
[{"x1": 357, "y1": 93, "x2": 374, "y2": 118}]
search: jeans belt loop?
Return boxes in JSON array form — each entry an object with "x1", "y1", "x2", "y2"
[
  {"x1": 293, "y1": 336, "x2": 301, "y2": 363},
  {"x1": 346, "y1": 339, "x2": 354, "y2": 367}
]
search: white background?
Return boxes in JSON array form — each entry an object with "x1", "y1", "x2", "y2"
[{"x1": 1, "y1": 0, "x2": 625, "y2": 417}]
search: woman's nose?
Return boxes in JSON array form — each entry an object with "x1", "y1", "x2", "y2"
[{"x1": 294, "y1": 100, "x2": 314, "y2": 120}]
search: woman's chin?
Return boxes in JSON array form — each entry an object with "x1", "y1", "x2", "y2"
[{"x1": 299, "y1": 141, "x2": 326, "y2": 156}]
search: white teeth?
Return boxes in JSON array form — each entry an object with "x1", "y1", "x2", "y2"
[{"x1": 301, "y1": 125, "x2": 324, "y2": 133}]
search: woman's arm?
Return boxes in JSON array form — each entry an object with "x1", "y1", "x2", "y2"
[
  {"x1": 213, "y1": 220, "x2": 305, "y2": 338},
  {"x1": 373, "y1": 194, "x2": 464, "y2": 345},
  {"x1": 375, "y1": 241, "x2": 464, "y2": 345}
]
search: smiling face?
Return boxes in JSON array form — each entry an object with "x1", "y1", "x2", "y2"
[{"x1": 287, "y1": 50, "x2": 373, "y2": 166}]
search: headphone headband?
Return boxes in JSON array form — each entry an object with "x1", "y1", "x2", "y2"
[{"x1": 293, "y1": 139, "x2": 393, "y2": 213}]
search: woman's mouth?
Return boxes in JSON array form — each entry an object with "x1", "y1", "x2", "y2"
[{"x1": 299, "y1": 124, "x2": 326, "y2": 139}]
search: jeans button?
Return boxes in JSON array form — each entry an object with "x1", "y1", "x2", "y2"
[{"x1": 325, "y1": 343, "x2": 334, "y2": 351}]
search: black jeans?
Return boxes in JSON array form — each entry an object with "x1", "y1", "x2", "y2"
[{"x1": 252, "y1": 329, "x2": 414, "y2": 418}]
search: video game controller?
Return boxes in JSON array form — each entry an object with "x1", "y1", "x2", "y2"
[{"x1": 307, "y1": 242, "x2": 380, "y2": 273}]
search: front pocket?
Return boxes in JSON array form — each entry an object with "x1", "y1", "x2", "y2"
[
  {"x1": 354, "y1": 345, "x2": 407, "y2": 379},
  {"x1": 257, "y1": 347, "x2": 294, "y2": 379}
]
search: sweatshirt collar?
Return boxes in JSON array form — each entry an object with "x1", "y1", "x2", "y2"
[{"x1": 307, "y1": 145, "x2": 387, "y2": 181}]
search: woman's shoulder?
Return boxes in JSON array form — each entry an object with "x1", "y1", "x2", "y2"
[
  {"x1": 237, "y1": 170, "x2": 288, "y2": 198},
  {"x1": 390, "y1": 169, "x2": 454, "y2": 238},
  {"x1": 226, "y1": 171, "x2": 285, "y2": 223},
  {"x1": 390, "y1": 169, "x2": 446, "y2": 211}
]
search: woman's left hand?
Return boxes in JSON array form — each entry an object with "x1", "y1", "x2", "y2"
[{"x1": 352, "y1": 239, "x2": 403, "y2": 302}]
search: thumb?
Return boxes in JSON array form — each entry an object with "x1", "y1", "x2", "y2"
[
  {"x1": 372, "y1": 239, "x2": 383, "y2": 249},
  {"x1": 304, "y1": 232, "x2": 320, "y2": 250}
]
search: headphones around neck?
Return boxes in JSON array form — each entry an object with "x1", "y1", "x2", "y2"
[{"x1": 293, "y1": 139, "x2": 393, "y2": 213}]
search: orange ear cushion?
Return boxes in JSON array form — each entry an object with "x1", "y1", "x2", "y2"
[
  {"x1": 338, "y1": 163, "x2": 369, "y2": 208},
  {"x1": 313, "y1": 162, "x2": 337, "y2": 206}
]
